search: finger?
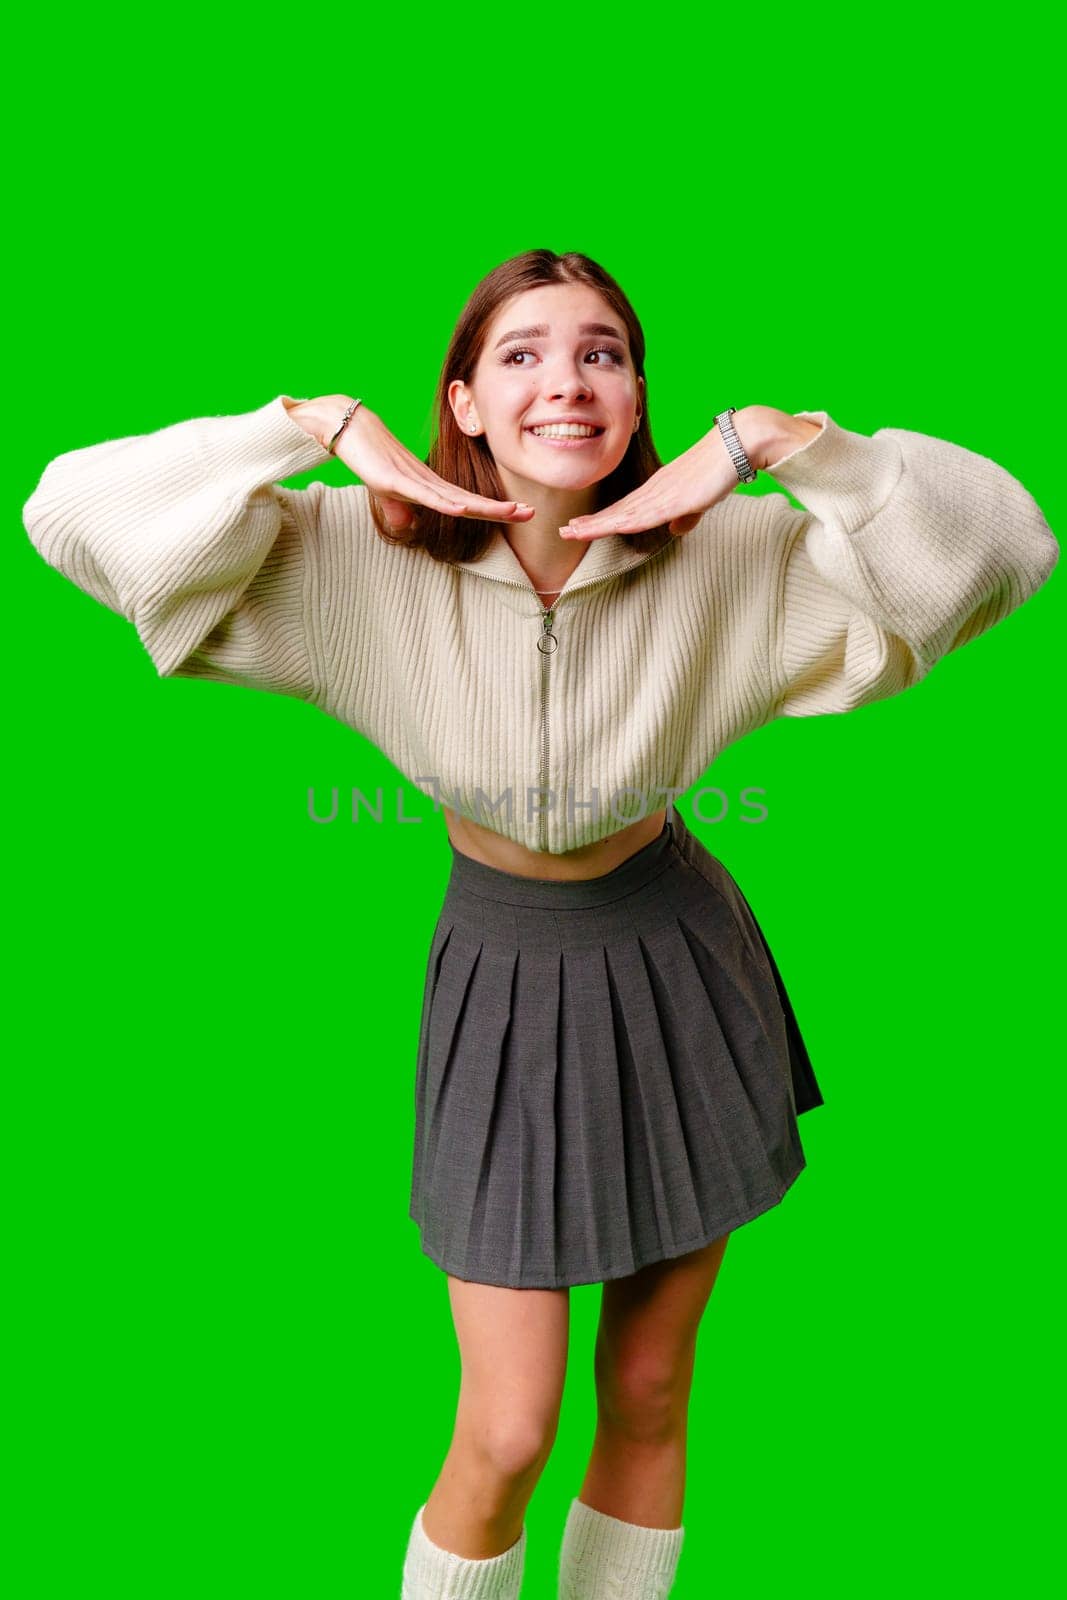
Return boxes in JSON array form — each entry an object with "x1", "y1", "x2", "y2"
[
  {"x1": 376, "y1": 489, "x2": 466, "y2": 530},
  {"x1": 667, "y1": 512, "x2": 703, "y2": 537},
  {"x1": 397, "y1": 477, "x2": 494, "y2": 517},
  {"x1": 406, "y1": 462, "x2": 533, "y2": 518},
  {"x1": 401, "y1": 473, "x2": 533, "y2": 521},
  {"x1": 561, "y1": 489, "x2": 664, "y2": 539},
  {"x1": 381, "y1": 482, "x2": 533, "y2": 526},
  {"x1": 560, "y1": 523, "x2": 622, "y2": 542},
  {"x1": 377, "y1": 496, "x2": 421, "y2": 531},
  {"x1": 433, "y1": 486, "x2": 534, "y2": 519},
  {"x1": 450, "y1": 499, "x2": 535, "y2": 521},
  {"x1": 562, "y1": 507, "x2": 665, "y2": 540}
]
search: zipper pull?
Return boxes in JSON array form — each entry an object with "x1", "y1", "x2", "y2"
[{"x1": 537, "y1": 608, "x2": 558, "y2": 653}]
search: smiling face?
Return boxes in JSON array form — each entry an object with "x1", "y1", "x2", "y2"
[{"x1": 448, "y1": 282, "x2": 645, "y2": 503}]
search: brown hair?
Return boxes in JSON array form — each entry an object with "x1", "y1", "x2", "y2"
[{"x1": 367, "y1": 248, "x2": 674, "y2": 563}]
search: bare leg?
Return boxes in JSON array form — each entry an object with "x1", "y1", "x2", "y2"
[
  {"x1": 421, "y1": 1272, "x2": 571, "y2": 1558},
  {"x1": 580, "y1": 1234, "x2": 730, "y2": 1528}
]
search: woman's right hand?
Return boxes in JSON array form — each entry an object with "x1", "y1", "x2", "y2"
[{"x1": 284, "y1": 395, "x2": 533, "y2": 531}]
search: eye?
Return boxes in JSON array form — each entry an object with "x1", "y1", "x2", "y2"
[{"x1": 497, "y1": 344, "x2": 627, "y2": 367}]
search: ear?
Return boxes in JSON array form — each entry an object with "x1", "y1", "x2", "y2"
[
  {"x1": 635, "y1": 373, "x2": 646, "y2": 425},
  {"x1": 448, "y1": 377, "x2": 478, "y2": 434}
]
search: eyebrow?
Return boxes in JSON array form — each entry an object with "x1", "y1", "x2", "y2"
[{"x1": 492, "y1": 322, "x2": 627, "y2": 349}]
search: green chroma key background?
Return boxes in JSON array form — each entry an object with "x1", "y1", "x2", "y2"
[{"x1": 6, "y1": 4, "x2": 1062, "y2": 1596}]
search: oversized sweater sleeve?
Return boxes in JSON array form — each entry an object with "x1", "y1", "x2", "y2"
[
  {"x1": 760, "y1": 412, "x2": 1059, "y2": 716},
  {"x1": 22, "y1": 395, "x2": 333, "y2": 691}
]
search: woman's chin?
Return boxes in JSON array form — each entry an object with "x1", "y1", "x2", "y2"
[{"x1": 504, "y1": 464, "x2": 618, "y2": 496}]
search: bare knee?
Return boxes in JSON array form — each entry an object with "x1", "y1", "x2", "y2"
[
  {"x1": 594, "y1": 1349, "x2": 692, "y2": 1441},
  {"x1": 460, "y1": 1407, "x2": 559, "y2": 1482}
]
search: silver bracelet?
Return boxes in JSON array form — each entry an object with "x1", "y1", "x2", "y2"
[
  {"x1": 326, "y1": 397, "x2": 364, "y2": 455},
  {"x1": 715, "y1": 407, "x2": 757, "y2": 485}
]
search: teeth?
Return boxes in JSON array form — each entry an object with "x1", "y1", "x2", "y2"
[{"x1": 530, "y1": 424, "x2": 600, "y2": 438}]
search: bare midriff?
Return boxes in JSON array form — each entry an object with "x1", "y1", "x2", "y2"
[{"x1": 442, "y1": 803, "x2": 668, "y2": 881}]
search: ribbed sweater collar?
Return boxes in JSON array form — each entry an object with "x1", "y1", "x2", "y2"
[{"x1": 448, "y1": 527, "x2": 663, "y2": 614}]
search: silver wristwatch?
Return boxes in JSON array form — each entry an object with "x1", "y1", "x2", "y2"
[{"x1": 715, "y1": 407, "x2": 758, "y2": 485}]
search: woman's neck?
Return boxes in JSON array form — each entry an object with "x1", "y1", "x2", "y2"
[{"x1": 498, "y1": 482, "x2": 602, "y2": 601}]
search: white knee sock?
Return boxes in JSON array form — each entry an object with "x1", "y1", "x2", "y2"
[
  {"x1": 401, "y1": 1503, "x2": 527, "y2": 1599},
  {"x1": 558, "y1": 1497, "x2": 685, "y2": 1599}
]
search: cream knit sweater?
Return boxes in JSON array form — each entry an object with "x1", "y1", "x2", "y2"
[{"x1": 22, "y1": 395, "x2": 1059, "y2": 854}]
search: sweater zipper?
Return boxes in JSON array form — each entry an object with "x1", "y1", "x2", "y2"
[
  {"x1": 536, "y1": 607, "x2": 558, "y2": 852},
  {"x1": 460, "y1": 569, "x2": 633, "y2": 857},
  {"x1": 457, "y1": 560, "x2": 657, "y2": 851}
]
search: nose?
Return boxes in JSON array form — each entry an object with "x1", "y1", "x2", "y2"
[{"x1": 543, "y1": 357, "x2": 593, "y2": 402}]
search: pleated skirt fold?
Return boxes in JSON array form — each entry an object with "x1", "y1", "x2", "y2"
[{"x1": 408, "y1": 806, "x2": 823, "y2": 1290}]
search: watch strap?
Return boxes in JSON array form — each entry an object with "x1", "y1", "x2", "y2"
[{"x1": 715, "y1": 407, "x2": 758, "y2": 485}]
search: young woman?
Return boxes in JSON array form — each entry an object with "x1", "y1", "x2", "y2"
[{"x1": 23, "y1": 249, "x2": 1058, "y2": 1600}]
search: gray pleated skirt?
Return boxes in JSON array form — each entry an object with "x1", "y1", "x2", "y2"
[{"x1": 408, "y1": 805, "x2": 824, "y2": 1290}]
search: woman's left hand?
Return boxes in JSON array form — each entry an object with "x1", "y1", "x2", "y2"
[{"x1": 559, "y1": 406, "x2": 823, "y2": 541}]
